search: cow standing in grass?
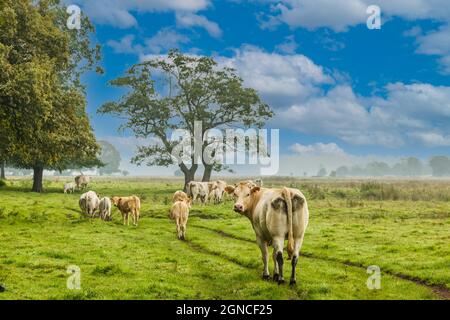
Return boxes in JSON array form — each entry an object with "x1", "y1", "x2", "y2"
[
  {"x1": 172, "y1": 190, "x2": 189, "y2": 203},
  {"x1": 226, "y1": 181, "x2": 309, "y2": 285},
  {"x1": 99, "y1": 197, "x2": 112, "y2": 221},
  {"x1": 169, "y1": 197, "x2": 192, "y2": 240},
  {"x1": 75, "y1": 174, "x2": 90, "y2": 190},
  {"x1": 79, "y1": 191, "x2": 100, "y2": 217},
  {"x1": 208, "y1": 180, "x2": 227, "y2": 204},
  {"x1": 186, "y1": 181, "x2": 209, "y2": 205},
  {"x1": 111, "y1": 196, "x2": 141, "y2": 226},
  {"x1": 64, "y1": 182, "x2": 76, "y2": 194}
]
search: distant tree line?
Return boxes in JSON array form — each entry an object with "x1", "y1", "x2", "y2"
[{"x1": 329, "y1": 156, "x2": 450, "y2": 177}]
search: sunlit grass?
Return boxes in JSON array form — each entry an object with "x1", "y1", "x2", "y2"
[{"x1": 0, "y1": 177, "x2": 448, "y2": 299}]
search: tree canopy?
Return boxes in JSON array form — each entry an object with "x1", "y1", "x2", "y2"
[
  {"x1": 0, "y1": 0, "x2": 102, "y2": 191},
  {"x1": 98, "y1": 140, "x2": 122, "y2": 175},
  {"x1": 99, "y1": 49, "x2": 272, "y2": 187}
]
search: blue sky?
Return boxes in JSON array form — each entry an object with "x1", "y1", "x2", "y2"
[{"x1": 71, "y1": 0, "x2": 450, "y2": 175}]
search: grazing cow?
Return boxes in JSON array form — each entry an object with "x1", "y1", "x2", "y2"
[
  {"x1": 186, "y1": 181, "x2": 209, "y2": 204},
  {"x1": 111, "y1": 196, "x2": 141, "y2": 226},
  {"x1": 99, "y1": 197, "x2": 112, "y2": 221},
  {"x1": 64, "y1": 182, "x2": 76, "y2": 194},
  {"x1": 172, "y1": 190, "x2": 189, "y2": 203},
  {"x1": 75, "y1": 174, "x2": 90, "y2": 190},
  {"x1": 169, "y1": 198, "x2": 192, "y2": 240},
  {"x1": 225, "y1": 181, "x2": 309, "y2": 285},
  {"x1": 208, "y1": 180, "x2": 227, "y2": 203},
  {"x1": 79, "y1": 191, "x2": 100, "y2": 217},
  {"x1": 209, "y1": 186, "x2": 222, "y2": 204}
]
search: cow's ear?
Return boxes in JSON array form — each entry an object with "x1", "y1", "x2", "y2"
[
  {"x1": 225, "y1": 186, "x2": 235, "y2": 194},
  {"x1": 251, "y1": 186, "x2": 260, "y2": 194}
]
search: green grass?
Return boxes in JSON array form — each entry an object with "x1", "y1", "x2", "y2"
[{"x1": 0, "y1": 177, "x2": 448, "y2": 300}]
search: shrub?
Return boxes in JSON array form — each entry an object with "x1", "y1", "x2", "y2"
[{"x1": 0, "y1": 179, "x2": 6, "y2": 187}]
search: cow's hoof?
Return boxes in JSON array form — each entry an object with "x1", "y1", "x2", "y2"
[
  {"x1": 289, "y1": 279, "x2": 296, "y2": 286},
  {"x1": 278, "y1": 278, "x2": 285, "y2": 285},
  {"x1": 273, "y1": 274, "x2": 279, "y2": 282},
  {"x1": 262, "y1": 274, "x2": 271, "y2": 281}
]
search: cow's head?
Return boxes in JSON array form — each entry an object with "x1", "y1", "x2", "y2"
[
  {"x1": 111, "y1": 196, "x2": 121, "y2": 207},
  {"x1": 225, "y1": 181, "x2": 259, "y2": 215}
]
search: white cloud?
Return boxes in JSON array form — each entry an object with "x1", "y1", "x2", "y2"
[
  {"x1": 107, "y1": 29, "x2": 190, "y2": 56},
  {"x1": 275, "y1": 35, "x2": 299, "y2": 54},
  {"x1": 410, "y1": 132, "x2": 450, "y2": 147},
  {"x1": 74, "y1": 0, "x2": 221, "y2": 38},
  {"x1": 218, "y1": 46, "x2": 333, "y2": 107},
  {"x1": 107, "y1": 35, "x2": 137, "y2": 54},
  {"x1": 290, "y1": 142, "x2": 346, "y2": 156},
  {"x1": 145, "y1": 28, "x2": 191, "y2": 54},
  {"x1": 261, "y1": 0, "x2": 450, "y2": 72},
  {"x1": 175, "y1": 12, "x2": 222, "y2": 38}
]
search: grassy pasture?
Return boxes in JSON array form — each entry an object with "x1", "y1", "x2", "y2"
[{"x1": 0, "y1": 177, "x2": 449, "y2": 300}]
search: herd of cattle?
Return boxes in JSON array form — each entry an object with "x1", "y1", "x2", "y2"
[{"x1": 65, "y1": 175, "x2": 309, "y2": 285}]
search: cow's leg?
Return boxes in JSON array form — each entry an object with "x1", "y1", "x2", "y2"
[
  {"x1": 256, "y1": 238, "x2": 270, "y2": 280},
  {"x1": 180, "y1": 223, "x2": 186, "y2": 240},
  {"x1": 272, "y1": 250, "x2": 279, "y2": 281},
  {"x1": 273, "y1": 238, "x2": 285, "y2": 284},
  {"x1": 122, "y1": 213, "x2": 126, "y2": 225},
  {"x1": 290, "y1": 236, "x2": 304, "y2": 285}
]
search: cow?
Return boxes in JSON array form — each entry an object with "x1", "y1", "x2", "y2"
[
  {"x1": 172, "y1": 190, "x2": 189, "y2": 203},
  {"x1": 64, "y1": 182, "x2": 76, "y2": 194},
  {"x1": 99, "y1": 197, "x2": 112, "y2": 221},
  {"x1": 207, "y1": 180, "x2": 227, "y2": 204},
  {"x1": 186, "y1": 181, "x2": 209, "y2": 204},
  {"x1": 225, "y1": 181, "x2": 309, "y2": 285},
  {"x1": 209, "y1": 186, "x2": 222, "y2": 204},
  {"x1": 111, "y1": 196, "x2": 141, "y2": 226},
  {"x1": 75, "y1": 174, "x2": 90, "y2": 190},
  {"x1": 169, "y1": 198, "x2": 192, "y2": 240},
  {"x1": 79, "y1": 191, "x2": 100, "y2": 217}
]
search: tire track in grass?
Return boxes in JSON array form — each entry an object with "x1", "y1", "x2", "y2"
[{"x1": 192, "y1": 224, "x2": 450, "y2": 300}]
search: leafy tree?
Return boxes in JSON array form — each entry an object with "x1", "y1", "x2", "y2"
[
  {"x1": 317, "y1": 167, "x2": 327, "y2": 177},
  {"x1": 391, "y1": 157, "x2": 423, "y2": 176},
  {"x1": 98, "y1": 141, "x2": 122, "y2": 175},
  {"x1": 336, "y1": 166, "x2": 350, "y2": 177},
  {"x1": 429, "y1": 156, "x2": 450, "y2": 177},
  {"x1": 0, "y1": 0, "x2": 102, "y2": 192},
  {"x1": 99, "y1": 49, "x2": 272, "y2": 188},
  {"x1": 365, "y1": 161, "x2": 391, "y2": 176}
]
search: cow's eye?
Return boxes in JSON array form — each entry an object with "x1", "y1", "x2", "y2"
[{"x1": 246, "y1": 193, "x2": 250, "y2": 197}]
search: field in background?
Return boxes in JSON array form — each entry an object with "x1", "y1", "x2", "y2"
[{"x1": 0, "y1": 177, "x2": 449, "y2": 300}]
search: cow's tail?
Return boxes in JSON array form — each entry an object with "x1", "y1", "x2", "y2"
[{"x1": 282, "y1": 187, "x2": 294, "y2": 260}]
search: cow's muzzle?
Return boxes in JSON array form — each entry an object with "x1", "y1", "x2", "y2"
[{"x1": 234, "y1": 203, "x2": 244, "y2": 213}]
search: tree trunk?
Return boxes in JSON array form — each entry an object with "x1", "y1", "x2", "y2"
[
  {"x1": 202, "y1": 164, "x2": 213, "y2": 182},
  {"x1": 32, "y1": 166, "x2": 44, "y2": 193},
  {"x1": 0, "y1": 162, "x2": 5, "y2": 180},
  {"x1": 181, "y1": 163, "x2": 198, "y2": 192}
]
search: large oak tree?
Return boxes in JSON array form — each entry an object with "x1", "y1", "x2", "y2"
[
  {"x1": 99, "y1": 50, "x2": 273, "y2": 188},
  {"x1": 0, "y1": 0, "x2": 102, "y2": 191}
]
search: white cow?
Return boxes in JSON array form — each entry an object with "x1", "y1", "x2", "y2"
[
  {"x1": 64, "y1": 182, "x2": 76, "y2": 194},
  {"x1": 79, "y1": 191, "x2": 100, "y2": 217},
  {"x1": 99, "y1": 197, "x2": 112, "y2": 221},
  {"x1": 186, "y1": 181, "x2": 209, "y2": 205},
  {"x1": 226, "y1": 181, "x2": 309, "y2": 285}
]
